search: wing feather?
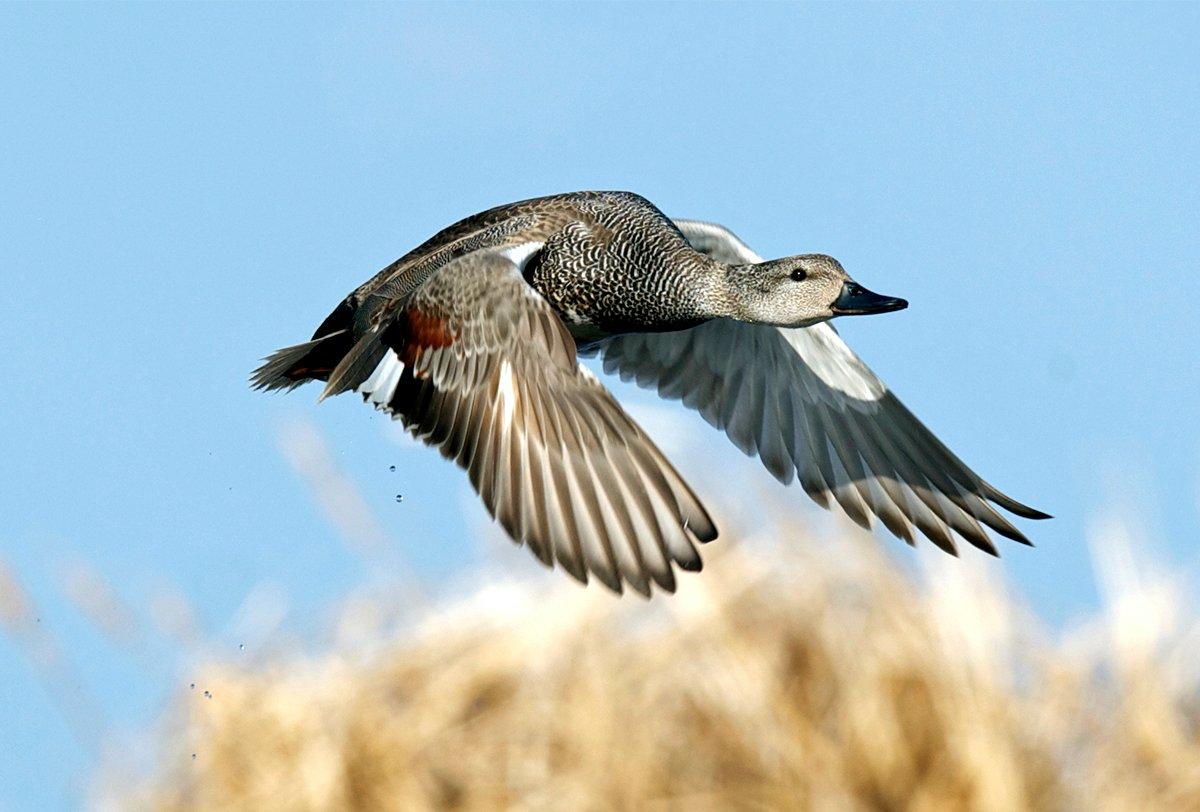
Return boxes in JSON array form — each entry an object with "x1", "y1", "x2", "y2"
[{"x1": 357, "y1": 248, "x2": 713, "y2": 594}]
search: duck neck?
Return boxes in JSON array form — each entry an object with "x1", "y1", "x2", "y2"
[
  {"x1": 665, "y1": 254, "x2": 743, "y2": 323},
  {"x1": 698, "y1": 260, "x2": 770, "y2": 322}
]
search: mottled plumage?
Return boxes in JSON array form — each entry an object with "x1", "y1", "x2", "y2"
[{"x1": 252, "y1": 191, "x2": 1047, "y2": 596}]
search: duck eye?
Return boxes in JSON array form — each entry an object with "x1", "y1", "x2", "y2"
[{"x1": 790, "y1": 268, "x2": 807, "y2": 282}]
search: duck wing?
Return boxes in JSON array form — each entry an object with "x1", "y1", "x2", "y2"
[
  {"x1": 346, "y1": 245, "x2": 717, "y2": 596},
  {"x1": 595, "y1": 219, "x2": 1048, "y2": 556}
]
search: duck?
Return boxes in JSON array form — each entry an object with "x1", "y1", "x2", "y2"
[{"x1": 252, "y1": 190, "x2": 1048, "y2": 596}]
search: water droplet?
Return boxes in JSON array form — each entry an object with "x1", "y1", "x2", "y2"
[
  {"x1": 189, "y1": 683, "x2": 195, "y2": 690},
  {"x1": 191, "y1": 753, "x2": 197, "y2": 760},
  {"x1": 203, "y1": 690, "x2": 212, "y2": 699},
  {"x1": 238, "y1": 644, "x2": 245, "y2": 651},
  {"x1": 388, "y1": 465, "x2": 396, "y2": 472},
  {"x1": 395, "y1": 494, "x2": 404, "y2": 503}
]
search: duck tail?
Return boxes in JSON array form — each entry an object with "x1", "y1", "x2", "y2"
[{"x1": 250, "y1": 300, "x2": 356, "y2": 392}]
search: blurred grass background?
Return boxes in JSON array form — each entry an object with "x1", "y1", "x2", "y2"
[
  {"x1": 5, "y1": 423, "x2": 1196, "y2": 811},
  {"x1": 114, "y1": 530, "x2": 1200, "y2": 810}
]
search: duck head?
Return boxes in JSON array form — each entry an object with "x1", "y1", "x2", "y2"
[{"x1": 722, "y1": 254, "x2": 907, "y2": 328}]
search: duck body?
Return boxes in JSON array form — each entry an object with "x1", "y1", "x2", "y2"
[
  {"x1": 354, "y1": 191, "x2": 721, "y2": 347},
  {"x1": 253, "y1": 190, "x2": 1047, "y2": 597}
]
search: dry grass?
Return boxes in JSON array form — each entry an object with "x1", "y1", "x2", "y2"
[{"x1": 109, "y1": 515, "x2": 1200, "y2": 812}]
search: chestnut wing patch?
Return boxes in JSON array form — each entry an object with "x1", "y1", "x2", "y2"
[{"x1": 383, "y1": 306, "x2": 458, "y2": 370}]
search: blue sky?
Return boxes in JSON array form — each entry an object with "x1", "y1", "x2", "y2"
[{"x1": 2, "y1": 3, "x2": 1198, "y2": 808}]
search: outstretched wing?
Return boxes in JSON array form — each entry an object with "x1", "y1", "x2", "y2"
[
  {"x1": 596, "y1": 219, "x2": 1048, "y2": 556},
  {"x1": 352, "y1": 246, "x2": 717, "y2": 596}
]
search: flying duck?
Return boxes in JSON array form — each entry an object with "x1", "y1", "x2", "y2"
[{"x1": 252, "y1": 191, "x2": 1047, "y2": 596}]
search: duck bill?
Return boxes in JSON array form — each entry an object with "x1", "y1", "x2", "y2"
[{"x1": 831, "y1": 281, "x2": 908, "y2": 316}]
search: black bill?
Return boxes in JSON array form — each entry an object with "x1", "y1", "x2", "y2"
[{"x1": 831, "y1": 281, "x2": 908, "y2": 316}]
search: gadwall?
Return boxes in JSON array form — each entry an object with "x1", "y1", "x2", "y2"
[{"x1": 253, "y1": 191, "x2": 1047, "y2": 595}]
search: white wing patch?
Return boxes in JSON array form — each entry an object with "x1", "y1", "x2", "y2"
[
  {"x1": 357, "y1": 349, "x2": 406, "y2": 408},
  {"x1": 498, "y1": 241, "x2": 544, "y2": 270}
]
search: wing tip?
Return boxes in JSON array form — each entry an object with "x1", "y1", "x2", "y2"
[
  {"x1": 686, "y1": 518, "x2": 719, "y2": 545},
  {"x1": 1004, "y1": 501, "x2": 1052, "y2": 522},
  {"x1": 985, "y1": 487, "x2": 1051, "y2": 521}
]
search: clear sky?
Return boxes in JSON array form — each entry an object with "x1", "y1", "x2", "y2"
[{"x1": 2, "y1": 3, "x2": 1198, "y2": 808}]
